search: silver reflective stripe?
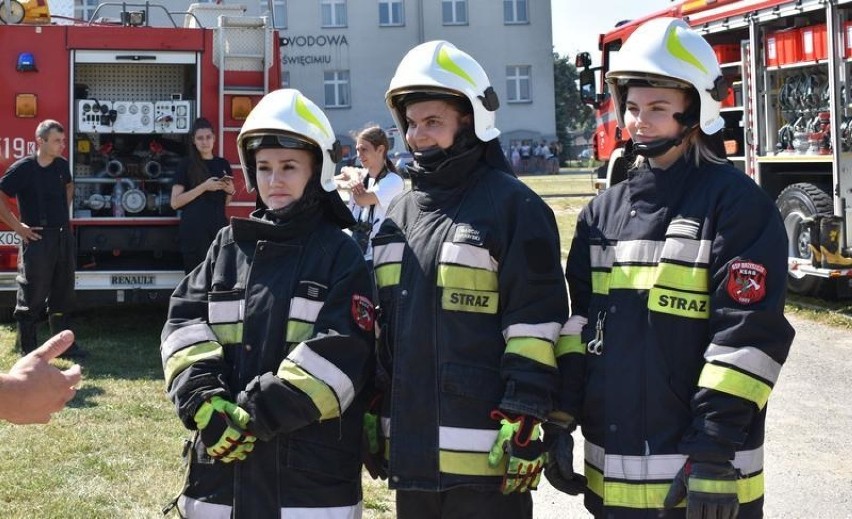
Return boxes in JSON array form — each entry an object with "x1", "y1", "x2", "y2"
[
  {"x1": 381, "y1": 416, "x2": 391, "y2": 436},
  {"x1": 705, "y1": 344, "x2": 782, "y2": 384},
  {"x1": 281, "y1": 502, "x2": 363, "y2": 519},
  {"x1": 208, "y1": 299, "x2": 244, "y2": 324},
  {"x1": 585, "y1": 441, "x2": 765, "y2": 480},
  {"x1": 615, "y1": 240, "x2": 662, "y2": 264},
  {"x1": 585, "y1": 441, "x2": 685, "y2": 480},
  {"x1": 589, "y1": 244, "x2": 615, "y2": 269},
  {"x1": 560, "y1": 315, "x2": 588, "y2": 335},
  {"x1": 179, "y1": 495, "x2": 231, "y2": 519},
  {"x1": 373, "y1": 242, "x2": 404, "y2": 266},
  {"x1": 178, "y1": 496, "x2": 363, "y2": 519},
  {"x1": 161, "y1": 323, "x2": 219, "y2": 365},
  {"x1": 288, "y1": 343, "x2": 355, "y2": 412},
  {"x1": 503, "y1": 322, "x2": 562, "y2": 342},
  {"x1": 660, "y1": 238, "x2": 712, "y2": 265},
  {"x1": 439, "y1": 426, "x2": 498, "y2": 452},
  {"x1": 289, "y1": 296, "x2": 324, "y2": 323},
  {"x1": 439, "y1": 242, "x2": 498, "y2": 271}
]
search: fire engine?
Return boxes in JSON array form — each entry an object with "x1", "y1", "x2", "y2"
[
  {"x1": 577, "y1": 0, "x2": 852, "y2": 297},
  {"x1": 0, "y1": 1, "x2": 280, "y2": 317}
]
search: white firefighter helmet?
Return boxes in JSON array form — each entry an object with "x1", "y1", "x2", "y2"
[
  {"x1": 605, "y1": 17, "x2": 727, "y2": 135},
  {"x1": 237, "y1": 88, "x2": 342, "y2": 193},
  {"x1": 385, "y1": 40, "x2": 500, "y2": 144}
]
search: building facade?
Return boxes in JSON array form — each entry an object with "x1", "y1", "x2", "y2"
[{"x1": 72, "y1": 0, "x2": 556, "y2": 149}]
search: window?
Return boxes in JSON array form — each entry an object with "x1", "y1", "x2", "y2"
[
  {"x1": 379, "y1": 0, "x2": 404, "y2": 26},
  {"x1": 261, "y1": 0, "x2": 287, "y2": 29},
  {"x1": 506, "y1": 66, "x2": 531, "y2": 103},
  {"x1": 442, "y1": 0, "x2": 467, "y2": 25},
  {"x1": 324, "y1": 71, "x2": 351, "y2": 108},
  {"x1": 321, "y1": 0, "x2": 347, "y2": 28},
  {"x1": 74, "y1": 0, "x2": 99, "y2": 20},
  {"x1": 503, "y1": 0, "x2": 528, "y2": 24},
  {"x1": 281, "y1": 70, "x2": 290, "y2": 89}
]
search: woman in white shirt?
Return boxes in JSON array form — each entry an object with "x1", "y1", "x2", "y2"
[{"x1": 337, "y1": 126, "x2": 405, "y2": 267}]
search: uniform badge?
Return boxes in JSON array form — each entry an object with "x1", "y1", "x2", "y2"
[
  {"x1": 726, "y1": 260, "x2": 767, "y2": 304},
  {"x1": 351, "y1": 294, "x2": 375, "y2": 332}
]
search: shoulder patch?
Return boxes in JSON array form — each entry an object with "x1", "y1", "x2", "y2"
[
  {"x1": 726, "y1": 260, "x2": 767, "y2": 304},
  {"x1": 351, "y1": 294, "x2": 375, "y2": 332}
]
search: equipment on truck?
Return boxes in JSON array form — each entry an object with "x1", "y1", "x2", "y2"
[
  {"x1": 0, "y1": 2, "x2": 281, "y2": 316},
  {"x1": 577, "y1": 0, "x2": 852, "y2": 297}
]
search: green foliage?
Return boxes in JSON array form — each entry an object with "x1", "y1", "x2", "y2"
[{"x1": 553, "y1": 53, "x2": 594, "y2": 161}]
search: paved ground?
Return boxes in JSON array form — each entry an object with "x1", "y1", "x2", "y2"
[{"x1": 533, "y1": 314, "x2": 852, "y2": 518}]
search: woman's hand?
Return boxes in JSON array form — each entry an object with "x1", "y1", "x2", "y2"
[{"x1": 221, "y1": 176, "x2": 236, "y2": 195}]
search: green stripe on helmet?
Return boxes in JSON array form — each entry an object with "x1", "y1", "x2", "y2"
[
  {"x1": 437, "y1": 47, "x2": 477, "y2": 88},
  {"x1": 665, "y1": 26, "x2": 708, "y2": 75},
  {"x1": 295, "y1": 93, "x2": 331, "y2": 138}
]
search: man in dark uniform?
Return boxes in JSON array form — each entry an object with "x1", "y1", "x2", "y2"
[{"x1": 0, "y1": 119, "x2": 84, "y2": 358}]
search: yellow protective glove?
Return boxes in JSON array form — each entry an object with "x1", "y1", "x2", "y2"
[
  {"x1": 487, "y1": 410, "x2": 546, "y2": 494},
  {"x1": 194, "y1": 396, "x2": 256, "y2": 463}
]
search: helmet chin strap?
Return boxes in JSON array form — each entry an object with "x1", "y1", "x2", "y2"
[{"x1": 632, "y1": 112, "x2": 696, "y2": 158}]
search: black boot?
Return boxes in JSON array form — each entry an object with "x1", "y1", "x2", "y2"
[
  {"x1": 16, "y1": 319, "x2": 38, "y2": 355},
  {"x1": 49, "y1": 312, "x2": 87, "y2": 359}
]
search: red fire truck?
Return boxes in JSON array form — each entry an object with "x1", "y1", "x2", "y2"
[
  {"x1": 0, "y1": 2, "x2": 280, "y2": 317},
  {"x1": 578, "y1": 0, "x2": 852, "y2": 297}
]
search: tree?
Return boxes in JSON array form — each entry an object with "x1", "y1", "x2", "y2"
[{"x1": 553, "y1": 52, "x2": 594, "y2": 161}]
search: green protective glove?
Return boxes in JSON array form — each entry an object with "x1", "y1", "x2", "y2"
[
  {"x1": 487, "y1": 410, "x2": 546, "y2": 494},
  {"x1": 663, "y1": 460, "x2": 740, "y2": 519},
  {"x1": 194, "y1": 396, "x2": 257, "y2": 463},
  {"x1": 361, "y1": 394, "x2": 387, "y2": 480}
]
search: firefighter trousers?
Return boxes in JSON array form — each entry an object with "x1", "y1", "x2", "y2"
[
  {"x1": 396, "y1": 488, "x2": 533, "y2": 519},
  {"x1": 14, "y1": 227, "x2": 76, "y2": 353}
]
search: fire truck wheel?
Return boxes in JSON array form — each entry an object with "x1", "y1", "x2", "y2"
[{"x1": 776, "y1": 182, "x2": 833, "y2": 296}]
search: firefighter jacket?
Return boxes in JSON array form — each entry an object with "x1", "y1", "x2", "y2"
[
  {"x1": 160, "y1": 203, "x2": 375, "y2": 519},
  {"x1": 560, "y1": 157, "x2": 794, "y2": 518},
  {"x1": 372, "y1": 145, "x2": 568, "y2": 491}
]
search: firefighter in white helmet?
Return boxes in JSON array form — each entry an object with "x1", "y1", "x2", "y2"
[
  {"x1": 366, "y1": 40, "x2": 569, "y2": 518},
  {"x1": 160, "y1": 89, "x2": 375, "y2": 518},
  {"x1": 550, "y1": 17, "x2": 794, "y2": 518}
]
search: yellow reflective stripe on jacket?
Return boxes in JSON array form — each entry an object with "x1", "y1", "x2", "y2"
[
  {"x1": 656, "y1": 263, "x2": 709, "y2": 292},
  {"x1": 164, "y1": 341, "x2": 223, "y2": 388},
  {"x1": 586, "y1": 464, "x2": 764, "y2": 508},
  {"x1": 437, "y1": 264, "x2": 498, "y2": 292},
  {"x1": 648, "y1": 287, "x2": 710, "y2": 319},
  {"x1": 591, "y1": 271, "x2": 611, "y2": 295},
  {"x1": 441, "y1": 288, "x2": 499, "y2": 314},
  {"x1": 689, "y1": 476, "x2": 738, "y2": 494},
  {"x1": 209, "y1": 322, "x2": 243, "y2": 345},
  {"x1": 288, "y1": 343, "x2": 356, "y2": 412},
  {"x1": 375, "y1": 263, "x2": 401, "y2": 288},
  {"x1": 556, "y1": 334, "x2": 584, "y2": 357},
  {"x1": 698, "y1": 363, "x2": 772, "y2": 410},
  {"x1": 505, "y1": 337, "x2": 557, "y2": 368},
  {"x1": 609, "y1": 265, "x2": 657, "y2": 290},
  {"x1": 439, "y1": 450, "x2": 506, "y2": 476},
  {"x1": 286, "y1": 320, "x2": 314, "y2": 344},
  {"x1": 277, "y1": 359, "x2": 340, "y2": 420},
  {"x1": 705, "y1": 344, "x2": 782, "y2": 385},
  {"x1": 439, "y1": 242, "x2": 497, "y2": 271}
]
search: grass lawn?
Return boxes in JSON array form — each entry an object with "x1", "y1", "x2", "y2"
[{"x1": 0, "y1": 173, "x2": 844, "y2": 517}]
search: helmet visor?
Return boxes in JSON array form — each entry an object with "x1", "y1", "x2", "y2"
[
  {"x1": 244, "y1": 133, "x2": 318, "y2": 153},
  {"x1": 607, "y1": 72, "x2": 692, "y2": 90}
]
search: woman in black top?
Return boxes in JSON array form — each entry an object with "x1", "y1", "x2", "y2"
[{"x1": 170, "y1": 118, "x2": 236, "y2": 273}]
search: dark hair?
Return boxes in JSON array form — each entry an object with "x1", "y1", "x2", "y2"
[
  {"x1": 354, "y1": 125, "x2": 396, "y2": 173},
  {"x1": 36, "y1": 119, "x2": 64, "y2": 141},
  {"x1": 186, "y1": 118, "x2": 214, "y2": 188}
]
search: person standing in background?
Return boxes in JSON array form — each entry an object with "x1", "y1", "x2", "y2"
[
  {"x1": 170, "y1": 117, "x2": 235, "y2": 273},
  {"x1": 335, "y1": 126, "x2": 404, "y2": 272},
  {"x1": 0, "y1": 119, "x2": 85, "y2": 359}
]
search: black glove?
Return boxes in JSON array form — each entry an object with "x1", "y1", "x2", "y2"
[
  {"x1": 663, "y1": 460, "x2": 740, "y2": 519},
  {"x1": 361, "y1": 393, "x2": 387, "y2": 480},
  {"x1": 543, "y1": 423, "x2": 586, "y2": 495}
]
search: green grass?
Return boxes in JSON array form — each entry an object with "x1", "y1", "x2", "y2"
[{"x1": 0, "y1": 174, "x2": 841, "y2": 517}]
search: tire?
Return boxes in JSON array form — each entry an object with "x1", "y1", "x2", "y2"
[{"x1": 776, "y1": 182, "x2": 833, "y2": 295}]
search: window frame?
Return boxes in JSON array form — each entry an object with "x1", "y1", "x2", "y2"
[
  {"x1": 321, "y1": 0, "x2": 348, "y2": 28},
  {"x1": 324, "y1": 70, "x2": 351, "y2": 109},
  {"x1": 506, "y1": 65, "x2": 532, "y2": 104},
  {"x1": 441, "y1": 0, "x2": 468, "y2": 26},
  {"x1": 503, "y1": 0, "x2": 529, "y2": 25},
  {"x1": 261, "y1": 0, "x2": 287, "y2": 29},
  {"x1": 378, "y1": 0, "x2": 404, "y2": 27}
]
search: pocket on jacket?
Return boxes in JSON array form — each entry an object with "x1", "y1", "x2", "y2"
[
  {"x1": 285, "y1": 437, "x2": 360, "y2": 482},
  {"x1": 440, "y1": 363, "x2": 503, "y2": 402}
]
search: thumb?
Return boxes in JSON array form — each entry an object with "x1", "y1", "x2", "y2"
[
  {"x1": 663, "y1": 469, "x2": 688, "y2": 509},
  {"x1": 32, "y1": 330, "x2": 75, "y2": 361},
  {"x1": 63, "y1": 364, "x2": 83, "y2": 386},
  {"x1": 488, "y1": 436, "x2": 506, "y2": 467}
]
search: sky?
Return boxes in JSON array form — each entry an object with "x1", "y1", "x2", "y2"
[{"x1": 551, "y1": 0, "x2": 675, "y2": 62}]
